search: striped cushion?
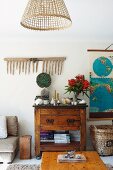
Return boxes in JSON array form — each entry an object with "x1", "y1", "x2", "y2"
[{"x1": 6, "y1": 116, "x2": 18, "y2": 136}]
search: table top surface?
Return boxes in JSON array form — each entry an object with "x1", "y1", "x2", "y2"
[
  {"x1": 33, "y1": 104, "x2": 88, "y2": 109},
  {"x1": 41, "y1": 151, "x2": 107, "y2": 170}
]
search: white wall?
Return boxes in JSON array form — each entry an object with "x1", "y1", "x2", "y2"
[{"x1": 0, "y1": 39, "x2": 112, "y2": 154}]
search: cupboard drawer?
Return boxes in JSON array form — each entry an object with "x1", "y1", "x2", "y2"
[
  {"x1": 40, "y1": 109, "x2": 80, "y2": 116},
  {"x1": 40, "y1": 115, "x2": 80, "y2": 127}
]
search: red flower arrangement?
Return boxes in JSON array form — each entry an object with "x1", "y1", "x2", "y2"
[{"x1": 65, "y1": 74, "x2": 90, "y2": 98}]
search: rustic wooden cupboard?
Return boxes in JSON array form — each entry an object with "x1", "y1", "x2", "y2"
[{"x1": 34, "y1": 105, "x2": 87, "y2": 158}]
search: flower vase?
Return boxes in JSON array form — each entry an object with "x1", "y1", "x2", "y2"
[{"x1": 74, "y1": 94, "x2": 79, "y2": 104}]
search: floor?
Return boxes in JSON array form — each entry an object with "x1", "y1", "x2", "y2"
[
  {"x1": 0, "y1": 153, "x2": 41, "y2": 170},
  {"x1": 101, "y1": 155, "x2": 113, "y2": 166},
  {"x1": 0, "y1": 152, "x2": 113, "y2": 170}
]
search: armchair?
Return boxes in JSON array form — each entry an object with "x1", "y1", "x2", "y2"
[{"x1": 0, "y1": 116, "x2": 19, "y2": 163}]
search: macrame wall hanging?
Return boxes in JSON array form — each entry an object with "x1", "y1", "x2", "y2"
[{"x1": 4, "y1": 57, "x2": 66, "y2": 75}]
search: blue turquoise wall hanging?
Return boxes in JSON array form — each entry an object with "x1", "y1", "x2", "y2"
[{"x1": 88, "y1": 49, "x2": 113, "y2": 118}]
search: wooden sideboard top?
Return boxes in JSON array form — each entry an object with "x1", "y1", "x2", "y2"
[{"x1": 33, "y1": 104, "x2": 88, "y2": 109}]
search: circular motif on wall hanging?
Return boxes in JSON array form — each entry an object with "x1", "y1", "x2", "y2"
[
  {"x1": 36, "y1": 73, "x2": 51, "y2": 88},
  {"x1": 93, "y1": 56, "x2": 112, "y2": 77}
]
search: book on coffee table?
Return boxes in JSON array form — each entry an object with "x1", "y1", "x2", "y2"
[{"x1": 57, "y1": 154, "x2": 86, "y2": 163}]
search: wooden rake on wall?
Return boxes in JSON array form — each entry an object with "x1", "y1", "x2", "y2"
[{"x1": 4, "y1": 57, "x2": 66, "y2": 75}]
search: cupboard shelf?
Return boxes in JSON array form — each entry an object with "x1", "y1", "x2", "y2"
[{"x1": 40, "y1": 141, "x2": 80, "y2": 151}]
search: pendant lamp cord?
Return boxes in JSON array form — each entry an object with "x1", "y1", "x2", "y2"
[{"x1": 105, "y1": 44, "x2": 113, "y2": 50}]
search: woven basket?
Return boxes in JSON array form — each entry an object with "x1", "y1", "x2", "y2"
[{"x1": 90, "y1": 125, "x2": 113, "y2": 156}]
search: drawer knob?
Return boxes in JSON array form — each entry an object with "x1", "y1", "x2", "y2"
[
  {"x1": 46, "y1": 119, "x2": 54, "y2": 124},
  {"x1": 67, "y1": 119, "x2": 76, "y2": 124}
]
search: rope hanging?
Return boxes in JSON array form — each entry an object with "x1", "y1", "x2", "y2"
[
  {"x1": 105, "y1": 44, "x2": 113, "y2": 50},
  {"x1": 4, "y1": 57, "x2": 66, "y2": 75}
]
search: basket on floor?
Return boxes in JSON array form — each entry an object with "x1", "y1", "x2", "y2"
[{"x1": 90, "y1": 125, "x2": 113, "y2": 156}]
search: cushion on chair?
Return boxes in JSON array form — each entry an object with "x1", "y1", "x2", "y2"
[
  {"x1": 0, "y1": 116, "x2": 7, "y2": 139},
  {"x1": 0, "y1": 136, "x2": 19, "y2": 152},
  {"x1": 7, "y1": 116, "x2": 18, "y2": 136}
]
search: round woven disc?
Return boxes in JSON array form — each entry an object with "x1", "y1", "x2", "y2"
[{"x1": 36, "y1": 73, "x2": 51, "y2": 88}]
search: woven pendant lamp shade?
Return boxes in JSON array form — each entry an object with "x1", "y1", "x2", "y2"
[{"x1": 20, "y1": 0, "x2": 72, "y2": 31}]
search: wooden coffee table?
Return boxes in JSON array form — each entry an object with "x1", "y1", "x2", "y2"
[{"x1": 41, "y1": 151, "x2": 107, "y2": 170}]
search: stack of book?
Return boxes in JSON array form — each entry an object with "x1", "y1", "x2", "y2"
[
  {"x1": 54, "y1": 131, "x2": 70, "y2": 143},
  {"x1": 40, "y1": 131, "x2": 54, "y2": 142}
]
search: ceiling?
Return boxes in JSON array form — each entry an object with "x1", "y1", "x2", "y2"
[{"x1": 0, "y1": 0, "x2": 113, "y2": 42}]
